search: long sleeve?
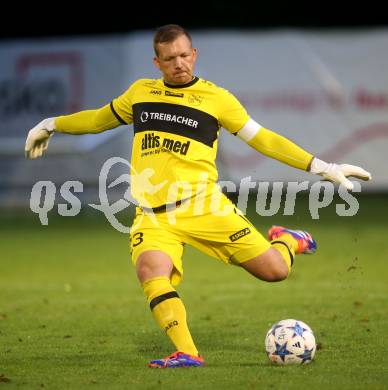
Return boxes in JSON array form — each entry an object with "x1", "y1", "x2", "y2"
[
  {"x1": 237, "y1": 119, "x2": 313, "y2": 171},
  {"x1": 54, "y1": 103, "x2": 122, "y2": 134}
]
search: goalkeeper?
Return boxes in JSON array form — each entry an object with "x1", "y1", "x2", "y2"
[{"x1": 25, "y1": 24, "x2": 371, "y2": 368}]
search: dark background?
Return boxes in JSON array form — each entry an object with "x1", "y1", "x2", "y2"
[{"x1": 1, "y1": 1, "x2": 387, "y2": 40}]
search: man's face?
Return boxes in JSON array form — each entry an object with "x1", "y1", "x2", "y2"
[{"x1": 153, "y1": 34, "x2": 197, "y2": 86}]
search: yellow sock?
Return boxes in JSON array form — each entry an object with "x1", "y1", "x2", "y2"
[
  {"x1": 142, "y1": 276, "x2": 199, "y2": 356},
  {"x1": 271, "y1": 233, "x2": 298, "y2": 272}
]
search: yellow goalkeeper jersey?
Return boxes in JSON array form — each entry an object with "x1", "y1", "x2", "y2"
[{"x1": 111, "y1": 77, "x2": 249, "y2": 208}]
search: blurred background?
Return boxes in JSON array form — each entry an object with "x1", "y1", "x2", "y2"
[
  {"x1": 0, "y1": 3, "x2": 387, "y2": 213},
  {"x1": 1, "y1": 5, "x2": 388, "y2": 388}
]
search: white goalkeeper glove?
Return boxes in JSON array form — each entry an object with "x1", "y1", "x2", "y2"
[
  {"x1": 310, "y1": 157, "x2": 372, "y2": 190},
  {"x1": 25, "y1": 118, "x2": 56, "y2": 159}
]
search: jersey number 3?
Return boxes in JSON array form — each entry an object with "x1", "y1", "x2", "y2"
[{"x1": 132, "y1": 232, "x2": 144, "y2": 247}]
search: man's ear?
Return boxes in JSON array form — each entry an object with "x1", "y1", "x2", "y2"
[
  {"x1": 191, "y1": 48, "x2": 198, "y2": 65},
  {"x1": 153, "y1": 56, "x2": 160, "y2": 70}
]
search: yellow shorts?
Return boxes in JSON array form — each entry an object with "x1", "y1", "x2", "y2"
[{"x1": 130, "y1": 188, "x2": 271, "y2": 286}]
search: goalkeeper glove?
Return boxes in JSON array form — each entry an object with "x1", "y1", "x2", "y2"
[
  {"x1": 25, "y1": 118, "x2": 56, "y2": 159},
  {"x1": 310, "y1": 157, "x2": 372, "y2": 190}
]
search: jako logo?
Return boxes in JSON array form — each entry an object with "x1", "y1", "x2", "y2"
[
  {"x1": 140, "y1": 111, "x2": 149, "y2": 122},
  {"x1": 165, "y1": 320, "x2": 179, "y2": 332},
  {"x1": 229, "y1": 227, "x2": 251, "y2": 242}
]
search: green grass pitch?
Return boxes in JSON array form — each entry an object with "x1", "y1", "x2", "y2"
[{"x1": 1, "y1": 194, "x2": 387, "y2": 389}]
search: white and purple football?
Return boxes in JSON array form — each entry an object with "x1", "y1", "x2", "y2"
[{"x1": 265, "y1": 319, "x2": 316, "y2": 365}]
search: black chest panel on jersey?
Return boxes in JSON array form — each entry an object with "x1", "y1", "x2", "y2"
[{"x1": 133, "y1": 102, "x2": 219, "y2": 147}]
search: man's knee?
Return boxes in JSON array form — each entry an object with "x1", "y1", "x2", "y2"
[
  {"x1": 240, "y1": 248, "x2": 289, "y2": 282},
  {"x1": 136, "y1": 250, "x2": 174, "y2": 282},
  {"x1": 263, "y1": 264, "x2": 289, "y2": 282}
]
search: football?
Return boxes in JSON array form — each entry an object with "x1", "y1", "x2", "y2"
[{"x1": 265, "y1": 318, "x2": 316, "y2": 365}]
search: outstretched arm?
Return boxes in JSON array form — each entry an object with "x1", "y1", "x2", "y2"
[
  {"x1": 25, "y1": 103, "x2": 123, "y2": 159},
  {"x1": 237, "y1": 119, "x2": 371, "y2": 190},
  {"x1": 237, "y1": 119, "x2": 314, "y2": 171}
]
